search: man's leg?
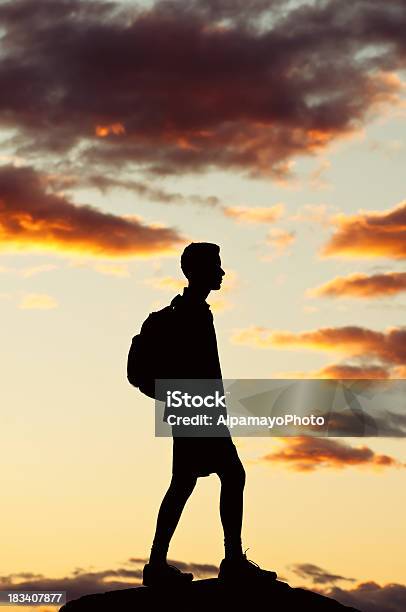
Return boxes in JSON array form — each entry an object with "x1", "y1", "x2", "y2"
[
  {"x1": 217, "y1": 448, "x2": 277, "y2": 581},
  {"x1": 149, "y1": 472, "x2": 197, "y2": 565},
  {"x1": 218, "y1": 454, "x2": 246, "y2": 560}
]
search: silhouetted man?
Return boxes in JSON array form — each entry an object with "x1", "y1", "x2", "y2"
[{"x1": 142, "y1": 243, "x2": 277, "y2": 586}]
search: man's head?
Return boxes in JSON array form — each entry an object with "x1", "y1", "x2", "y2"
[{"x1": 181, "y1": 242, "x2": 225, "y2": 291}]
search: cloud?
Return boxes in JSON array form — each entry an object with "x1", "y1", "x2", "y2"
[
  {"x1": 231, "y1": 324, "x2": 406, "y2": 367},
  {"x1": 223, "y1": 204, "x2": 284, "y2": 223},
  {"x1": 0, "y1": 567, "x2": 142, "y2": 604},
  {"x1": 207, "y1": 296, "x2": 233, "y2": 313},
  {"x1": 368, "y1": 138, "x2": 404, "y2": 158},
  {"x1": 145, "y1": 276, "x2": 186, "y2": 292},
  {"x1": 322, "y1": 202, "x2": 406, "y2": 260},
  {"x1": 288, "y1": 203, "x2": 337, "y2": 227},
  {"x1": 0, "y1": 165, "x2": 184, "y2": 258},
  {"x1": 320, "y1": 408, "x2": 406, "y2": 438},
  {"x1": 0, "y1": 558, "x2": 218, "y2": 606},
  {"x1": 290, "y1": 563, "x2": 406, "y2": 612},
  {"x1": 308, "y1": 159, "x2": 332, "y2": 190},
  {"x1": 128, "y1": 558, "x2": 218, "y2": 577},
  {"x1": 95, "y1": 123, "x2": 125, "y2": 138},
  {"x1": 267, "y1": 228, "x2": 295, "y2": 247},
  {"x1": 0, "y1": 263, "x2": 58, "y2": 277},
  {"x1": 318, "y1": 581, "x2": 406, "y2": 612},
  {"x1": 0, "y1": 0, "x2": 405, "y2": 179},
  {"x1": 146, "y1": 269, "x2": 237, "y2": 291},
  {"x1": 69, "y1": 260, "x2": 131, "y2": 278},
  {"x1": 54, "y1": 172, "x2": 223, "y2": 208},
  {"x1": 261, "y1": 437, "x2": 405, "y2": 472},
  {"x1": 263, "y1": 228, "x2": 295, "y2": 258},
  {"x1": 274, "y1": 363, "x2": 393, "y2": 379},
  {"x1": 393, "y1": 365, "x2": 406, "y2": 378},
  {"x1": 291, "y1": 563, "x2": 355, "y2": 585},
  {"x1": 315, "y1": 363, "x2": 392, "y2": 380},
  {"x1": 19, "y1": 264, "x2": 59, "y2": 278},
  {"x1": 308, "y1": 271, "x2": 406, "y2": 298},
  {"x1": 2, "y1": 558, "x2": 405, "y2": 612},
  {"x1": 144, "y1": 270, "x2": 237, "y2": 312},
  {"x1": 18, "y1": 293, "x2": 58, "y2": 310}
]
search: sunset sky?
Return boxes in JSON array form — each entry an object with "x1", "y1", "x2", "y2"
[{"x1": 1, "y1": 1, "x2": 405, "y2": 611}]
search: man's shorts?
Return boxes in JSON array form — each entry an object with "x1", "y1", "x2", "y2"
[{"x1": 172, "y1": 436, "x2": 241, "y2": 478}]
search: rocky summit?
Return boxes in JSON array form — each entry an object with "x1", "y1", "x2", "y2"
[{"x1": 59, "y1": 575, "x2": 362, "y2": 612}]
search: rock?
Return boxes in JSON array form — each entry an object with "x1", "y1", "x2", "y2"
[{"x1": 59, "y1": 576, "x2": 362, "y2": 611}]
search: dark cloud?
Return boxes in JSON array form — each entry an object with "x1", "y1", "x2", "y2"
[
  {"x1": 44, "y1": 172, "x2": 223, "y2": 208},
  {"x1": 0, "y1": 566, "x2": 142, "y2": 604},
  {"x1": 324, "y1": 408, "x2": 406, "y2": 438},
  {"x1": 262, "y1": 437, "x2": 405, "y2": 471},
  {"x1": 85, "y1": 175, "x2": 222, "y2": 207},
  {"x1": 128, "y1": 557, "x2": 218, "y2": 577},
  {"x1": 291, "y1": 563, "x2": 406, "y2": 612},
  {"x1": 0, "y1": 0, "x2": 405, "y2": 179},
  {"x1": 318, "y1": 581, "x2": 406, "y2": 612},
  {"x1": 291, "y1": 563, "x2": 355, "y2": 585},
  {"x1": 0, "y1": 165, "x2": 184, "y2": 257},
  {"x1": 3, "y1": 558, "x2": 405, "y2": 612},
  {"x1": 0, "y1": 558, "x2": 218, "y2": 605}
]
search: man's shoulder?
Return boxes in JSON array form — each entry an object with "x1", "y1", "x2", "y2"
[{"x1": 141, "y1": 301, "x2": 177, "y2": 333}]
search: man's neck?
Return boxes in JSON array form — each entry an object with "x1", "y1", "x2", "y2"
[{"x1": 184, "y1": 283, "x2": 211, "y2": 302}]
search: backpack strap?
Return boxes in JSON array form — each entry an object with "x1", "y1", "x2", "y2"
[{"x1": 169, "y1": 294, "x2": 182, "y2": 309}]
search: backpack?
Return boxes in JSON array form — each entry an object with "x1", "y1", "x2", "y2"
[{"x1": 127, "y1": 300, "x2": 177, "y2": 400}]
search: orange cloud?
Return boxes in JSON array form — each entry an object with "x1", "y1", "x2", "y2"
[
  {"x1": 289, "y1": 203, "x2": 335, "y2": 227},
  {"x1": 145, "y1": 270, "x2": 237, "y2": 313},
  {"x1": 95, "y1": 123, "x2": 125, "y2": 137},
  {"x1": 308, "y1": 272, "x2": 406, "y2": 298},
  {"x1": 20, "y1": 264, "x2": 59, "y2": 278},
  {"x1": 19, "y1": 293, "x2": 58, "y2": 310},
  {"x1": 0, "y1": 165, "x2": 184, "y2": 259},
  {"x1": 206, "y1": 296, "x2": 233, "y2": 314},
  {"x1": 262, "y1": 228, "x2": 295, "y2": 259},
  {"x1": 231, "y1": 325, "x2": 406, "y2": 366},
  {"x1": 0, "y1": 263, "x2": 58, "y2": 277},
  {"x1": 322, "y1": 201, "x2": 406, "y2": 260},
  {"x1": 223, "y1": 204, "x2": 284, "y2": 224},
  {"x1": 273, "y1": 363, "x2": 392, "y2": 380},
  {"x1": 145, "y1": 276, "x2": 186, "y2": 291},
  {"x1": 262, "y1": 437, "x2": 405, "y2": 472},
  {"x1": 90, "y1": 263, "x2": 130, "y2": 277},
  {"x1": 146, "y1": 270, "x2": 238, "y2": 293},
  {"x1": 392, "y1": 366, "x2": 406, "y2": 378},
  {"x1": 308, "y1": 159, "x2": 332, "y2": 190}
]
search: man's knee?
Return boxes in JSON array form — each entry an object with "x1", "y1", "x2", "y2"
[
  {"x1": 234, "y1": 460, "x2": 246, "y2": 488},
  {"x1": 218, "y1": 458, "x2": 246, "y2": 488},
  {"x1": 170, "y1": 473, "x2": 197, "y2": 496}
]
